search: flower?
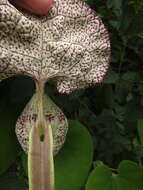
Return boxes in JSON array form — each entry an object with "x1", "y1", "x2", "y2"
[{"x1": 0, "y1": 1, "x2": 111, "y2": 188}]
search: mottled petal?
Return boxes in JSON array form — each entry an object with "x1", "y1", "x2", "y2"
[
  {"x1": 0, "y1": 0, "x2": 110, "y2": 92},
  {"x1": 16, "y1": 92, "x2": 68, "y2": 155}
]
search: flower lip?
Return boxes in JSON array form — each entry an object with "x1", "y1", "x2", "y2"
[{"x1": 0, "y1": 0, "x2": 110, "y2": 94}]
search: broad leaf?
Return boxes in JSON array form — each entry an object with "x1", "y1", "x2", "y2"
[
  {"x1": 0, "y1": 97, "x2": 22, "y2": 174},
  {"x1": 86, "y1": 160, "x2": 143, "y2": 190},
  {"x1": 55, "y1": 120, "x2": 93, "y2": 190}
]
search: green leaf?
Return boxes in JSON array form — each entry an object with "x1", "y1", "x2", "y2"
[
  {"x1": 22, "y1": 120, "x2": 93, "y2": 190},
  {"x1": 86, "y1": 160, "x2": 143, "y2": 190},
  {"x1": 0, "y1": 97, "x2": 21, "y2": 174},
  {"x1": 21, "y1": 152, "x2": 28, "y2": 176},
  {"x1": 118, "y1": 160, "x2": 143, "y2": 189},
  {"x1": 85, "y1": 165, "x2": 114, "y2": 190},
  {"x1": 55, "y1": 120, "x2": 93, "y2": 190},
  {"x1": 137, "y1": 120, "x2": 143, "y2": 145}
]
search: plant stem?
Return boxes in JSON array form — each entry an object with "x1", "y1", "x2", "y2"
[{"x1": 28, "y1": 81, "x2": 55, "y2": 190}]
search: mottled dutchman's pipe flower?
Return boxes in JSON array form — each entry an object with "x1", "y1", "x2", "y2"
[{"x1": 0, "y1": 0, "x2": 110, "y2": 189}]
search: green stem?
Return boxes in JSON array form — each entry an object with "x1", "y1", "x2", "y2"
[{"x1": 28, "y1": 81, "x2": 55, "y2": 190}]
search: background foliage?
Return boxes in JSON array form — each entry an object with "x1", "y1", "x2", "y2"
[{"x1": 0, "y1": 0, "x2": 143, "y2": 189}]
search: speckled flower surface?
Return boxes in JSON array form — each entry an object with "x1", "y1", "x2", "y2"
[
  {"x1": 16, "y1": 93, "x2": 68, "y2": 154},
  {"x1": 0, "y1": 0, "x2": 110, "y2": 94}
]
